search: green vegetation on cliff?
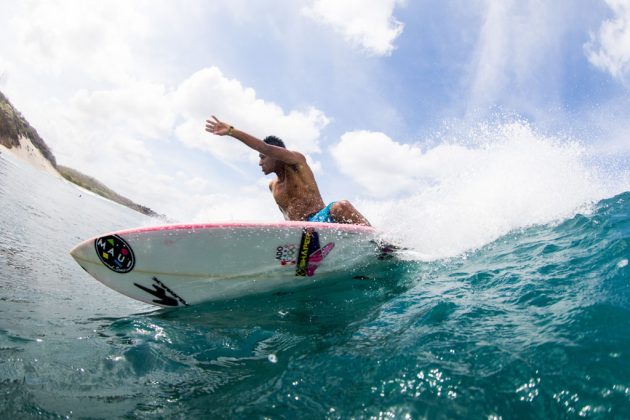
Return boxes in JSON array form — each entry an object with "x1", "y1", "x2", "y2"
[
  {"x1": 0, "y1": 91, "x2": 56, "y2": 166},
  {"x1": 0, "y1": 90, "x2": 163, "y2": 218}
]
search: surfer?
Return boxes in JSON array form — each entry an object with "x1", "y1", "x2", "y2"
[{"x1": 205, "y1": 116, "x2": 371, "y2": 226}]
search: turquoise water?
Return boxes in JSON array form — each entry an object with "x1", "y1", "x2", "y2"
[{"x1": 1, "y1": 150, "x2": 629, "y2": 418}]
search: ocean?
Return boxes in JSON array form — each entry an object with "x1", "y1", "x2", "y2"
[{"x1": 1, "y1": 148, "x2": 629, "y2": 419}]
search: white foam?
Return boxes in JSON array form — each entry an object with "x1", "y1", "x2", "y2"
[{"x1": 363, "y1": 121, "x2": 629, "y2": 261}]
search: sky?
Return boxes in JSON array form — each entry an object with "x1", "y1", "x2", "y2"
[{"x1": 1, "y1": 0, "x2": 629, "y2": 227}]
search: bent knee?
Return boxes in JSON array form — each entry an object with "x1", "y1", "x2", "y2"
[
  {"x1": 330, "y1": 200, "x2": 356, "y2": 219},
  {"x1": 331, "y1": 200, "x2": 352, "y2": 212},
  {"x1": 329, "y1": 200, "x2": 370, "y2": 226}
]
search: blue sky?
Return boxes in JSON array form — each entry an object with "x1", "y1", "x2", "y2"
[{"x1": 0, "y1": 0, "x2": 629, "y2": 226}]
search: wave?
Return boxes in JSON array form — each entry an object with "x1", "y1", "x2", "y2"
[{"x1": 364, "y1": 121, "x2": 630, "y2": 260}]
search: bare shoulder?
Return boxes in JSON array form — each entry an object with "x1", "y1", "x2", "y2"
[
  {"x1": 286, "y1": 149, "x2": 307, "y2": 165},
  {"x1": 269, "y1": 179, "x2": 277, "y2": 191},
  {"x1": 263, "y1": 144, "x2": 306, "y2": 166}
]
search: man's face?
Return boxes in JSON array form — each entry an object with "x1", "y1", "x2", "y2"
[{"x1": 259, "y1": 153, "x2": 276, "y2": 175}]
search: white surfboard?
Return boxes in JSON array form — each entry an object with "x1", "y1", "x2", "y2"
[{"x1": 69, "y1": 221, "x2": 396, "y2": 307}]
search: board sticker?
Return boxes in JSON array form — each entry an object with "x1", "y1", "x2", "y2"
[
  {"x1": 94, "y1": 234, "x2": 135, "y2": 273},
  {"x1": 276, "y1": 244, "x2": 297, "y2": 265},
  {"x1": 134, "y1": 277, "x2": 188, "y2": 307},
  {"x1": 295, "y1": 228, "x2": 335, "y2": 277}
]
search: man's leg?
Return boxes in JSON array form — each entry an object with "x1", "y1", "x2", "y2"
[{"x1": 330, "y1": 200, "x2": 371, "y2": 226}]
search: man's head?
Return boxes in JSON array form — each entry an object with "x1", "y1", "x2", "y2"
[
  {"x1": 263, "y1": 135, "x2": 286, "y2": 148},
  {"x1": 259, "y1": 136, "x2": 286, "y2": 175}
]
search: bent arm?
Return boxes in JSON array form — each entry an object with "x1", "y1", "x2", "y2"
[{"x1": 205, "y1": 116, "x2": 304, "y2": 165}]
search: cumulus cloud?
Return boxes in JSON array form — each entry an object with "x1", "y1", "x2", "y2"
[
  {"x1": 41, "y1": 80, "x2": 174, "y2": 189},
  {"x1": 302, "y1": 0, "x2": 405, "y2": 56},
  {"x1": 330, "y1": 130, "x2": 431, "y2": 197},
  {"x1": 13, "y1": 1, "x2": 149, "y2": 84},
  {"x1": 330, "y1": 128, "x2": 518, "y2": 199},
  {"x1": 186, "y1": 191, "x2": 280, "y2": 223},
  {"x1": 585, "y1": 0, "x2": 630, "y2": 85},
  {"x1": 69, "y1": 82, "x2": 174, "y2": 140},
  {"x1": 174, "y1": 67, "x2": 329, "y2": 162}
]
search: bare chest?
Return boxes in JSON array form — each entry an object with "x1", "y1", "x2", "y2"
[
  {"x1": 270, "y1": 176, "x2": 324, "y2": 220},
  {"x1": 271, "y1": 179, "x2": 293, "y2": 208}
]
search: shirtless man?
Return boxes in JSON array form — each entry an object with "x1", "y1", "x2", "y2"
[{"x1": 205, "y1": 116, "x2": 371, "y2": 226}]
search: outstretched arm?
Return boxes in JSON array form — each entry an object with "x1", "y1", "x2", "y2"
[{"x1": 205, "y1": 116, "x2": 304, "y2": 165}]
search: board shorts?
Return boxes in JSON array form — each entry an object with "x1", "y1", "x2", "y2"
[{"x1": 306, "y1": 202, "x2": 335, "y2": 223}]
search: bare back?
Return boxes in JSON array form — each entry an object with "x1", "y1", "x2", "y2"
[{"x1": 270, "y1": 161, "x2": 326, "y2": 221}]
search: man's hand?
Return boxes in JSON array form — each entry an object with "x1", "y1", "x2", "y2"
[{"x1": 205, "y1": 115, "x2": 231, "y2": 136}]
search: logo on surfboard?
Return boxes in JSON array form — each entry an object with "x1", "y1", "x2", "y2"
[
  {"x1": 276, "y1": 243, "x2": 297, "y2": 265},
  {"x1": 134, "y1": 277, "x2": 188, "y2": 307},
  {"x1": 94, "y1": 235, "x2": 135, "y2": 273},
  {"x1": 294, "y1": 228, "x2": 335, "y2": 277},
  {"x1": 276, "y1": 229, "x2": 334, "y2": 275}
]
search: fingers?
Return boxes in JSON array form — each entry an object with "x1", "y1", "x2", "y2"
[
  {"x1": 204, "y1": 120, "x2": 215, "y2": 133},
  {"x1": 207, "y1": 115, "x2": 222, "y2": 129},
  {"x1": 204, "y1": 116, "x2": 228, "y2": 135},
  {"x1": 205, "y1": 116, "x2": 223, "y2": 128}
]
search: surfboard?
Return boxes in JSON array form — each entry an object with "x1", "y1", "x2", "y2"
[{"x1": 69, "y1": 221, "x2": 396, "y2": 307}]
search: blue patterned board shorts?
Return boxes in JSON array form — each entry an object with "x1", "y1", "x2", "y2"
[{"x1": 307, "y1": 202, "x2": 335, "y2": 223}]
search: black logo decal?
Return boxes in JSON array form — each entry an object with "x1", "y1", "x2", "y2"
[
  {"x1": 134, "y1": 277, "x2": 188, "y2": 307},
  {"x1": 295, "y1": 228, "x2": 335, "y2": 277},
  {"x1": 296, "y1": 228, "x2": 318, "y2": 276},
  {"x1": 94, "y1": 235, "x2": 135, "y2": 273}
]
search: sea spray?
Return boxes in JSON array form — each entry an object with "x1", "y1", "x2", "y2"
[{"x1": 361, "y1": 121, "x2": 628, "y2": 260}]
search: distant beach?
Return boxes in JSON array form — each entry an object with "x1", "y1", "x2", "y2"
[{"x1": 0, "y1": 134, "x2": 60, "y2": 176}]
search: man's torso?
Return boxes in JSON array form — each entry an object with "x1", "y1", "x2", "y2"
[{"x1": 271, "y1": 163, "x2": 325, "y2": 221}]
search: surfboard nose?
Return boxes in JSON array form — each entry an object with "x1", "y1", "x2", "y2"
[
  {"x1": 69, "y1": 240, "x2": 91, "y2": 267},
  {"x1": 69, "y1": 244, "x2": 80, "y2": 260}
]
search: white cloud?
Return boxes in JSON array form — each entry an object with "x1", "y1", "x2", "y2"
[
  {"x1": 585, "y1": 0, "x2": 630, "y2": 85},
  {"x1": 468, "y1": 1, "x2": 510, "y2": 109},
  {"x1": 13, "y1": 1, "x2": 150, "y2": 85},
  {"x1": 330, "y1": 130, "x2": 428, "y2": 196},
  {"x1": 302, "y1": 0, "x2": 405, "y2": 56},
  {"x1": 467, "y1": 0, "x2": 566, "y2": 114},
  {"x1": 186, "y1": 191, "x2": 280, "y2": 223},
  {"x1": 174, "y1": 67, "x2": 329, "y2": 161},
  {"x1": 42, "y1": 80, "x2": 173, "y2": 181},
  {"x1": 69, "y1": 83, "x2": 174, "y2": 140}
]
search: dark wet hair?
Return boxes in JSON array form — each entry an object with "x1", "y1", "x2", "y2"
[{"x1": 263, "y1": 135, "x2": 286, "y2": 148}]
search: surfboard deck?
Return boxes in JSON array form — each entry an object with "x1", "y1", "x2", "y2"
[{"x1": 69, "y1": 221, "x2": 395, "y2": 307}]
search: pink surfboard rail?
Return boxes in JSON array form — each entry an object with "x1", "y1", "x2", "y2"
[{"x1": 96, "y1": 221, "x2": 376, "y2": 239}]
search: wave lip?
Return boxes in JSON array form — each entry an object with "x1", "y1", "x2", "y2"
[{"x1": 365, "y1": 122, "x2": 630, "y2": 261}]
